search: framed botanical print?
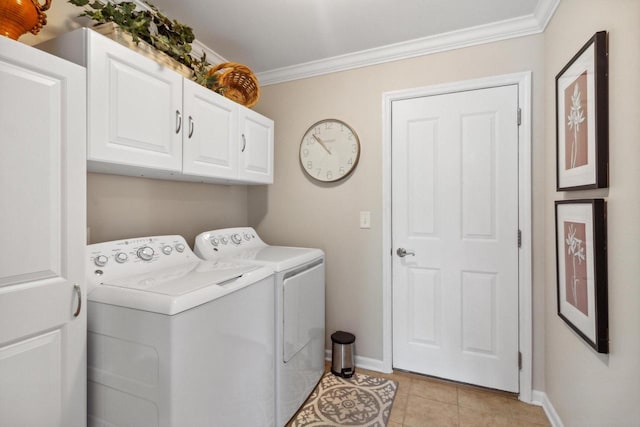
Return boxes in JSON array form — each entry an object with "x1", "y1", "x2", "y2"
[
  {"x1": 556, "y1": 31, "x2": 608, "y2": 191},
  {"x1": 555, "y1": 199, "x2": 608, "y2": 353}
]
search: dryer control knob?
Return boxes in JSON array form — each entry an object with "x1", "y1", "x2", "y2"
[
  {"x1": 221, "y1": 236, "x2": 229, "y2": 245},
  {"x1": 175, "y1": 243, "x2": 185, "y2": 253},
  {"x1": 243, "y1": 232, "x2": 251, "y2": 241},
  {"x1": 211, "y1": 238, "x2": 219, "y2": 247},
  {"x1": 115, "y1": 252, "x2": 128, "y2": 263},
  {"x1": 94, "y1": 255, "x2": 108, "y2": 267},
  {"x1": 162, "y1": 245, "x2": 173, "y2": 255},
  {"x1": 137, "y1": 246, "x2": 155, "y2": 261},
  {"x1": 231, "y1": 233, "x2": 242, "y2": 244}
]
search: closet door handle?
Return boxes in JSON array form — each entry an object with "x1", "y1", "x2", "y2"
[
  {"x1": 175, "y1": 110, "x2": 182, "y2": 133},
  {"x1": 188, "y1": 116, "x2": 194, "y2": 138},
  {"x1": 241, "y1": 134, "x2": 247, "y2": 152},
  {"x1": 73, "y1": 284, "x2": 82, "y2": 318}
]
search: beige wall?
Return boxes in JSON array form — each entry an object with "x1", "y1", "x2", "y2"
[
  {"x1": 87, "y1": 174, "x2": 248, "y2": 246},
  {"x1": 250, "y1": 35, "x2": 546, "y2": 389},
  {"x1": 543, "y1": 0, "x2": 640, "y2": 425}
]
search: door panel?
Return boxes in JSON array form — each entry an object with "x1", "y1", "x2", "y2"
[
  {"x1": 88, "y1": 32, "x2": 182, "y2": 171},
  {"x1": 0, "y1": 37, "x2": 86, "y2": 426},
  {"x1": 182, "y1": 78, "x2": 238, "y2": 179},
  {"x1": 392, "y1": 85, "x2": 519, "y2": 392},
  {"x1": 238, "y1": 108, "x2": 274, "y2": 183}
]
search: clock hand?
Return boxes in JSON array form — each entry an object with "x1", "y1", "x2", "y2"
[{"x1": 312, "y1": 134, "x2": 332, "y2": 154}]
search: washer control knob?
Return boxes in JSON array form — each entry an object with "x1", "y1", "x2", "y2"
[
  {"x1": 137, "y1": 246, "x2": 154, "y2": 261},
  {"x1": 162, "y1": 245, "x2": 173, "y2": 255},
  {"x1": 221, "y1": 236, "x2": 229, "y2": 245},
  {"x1": 94, "y1": 255, "x2": 108, "y2": 267},
  {"x1": 243, "y1": 232, "x2": 251, "y2": 241},
  {"x1": 231, "y1": 233, "x2": 242, "y2": 244},
  {"x1": 115, "y1": 252, "x2": 128, "y2": 263},
  {"x1": 175, "y1": 243, "x2": 185, "y2": 253},
  {"x1": 211, "y1": 237, "x2": 219, "y2": 247}
]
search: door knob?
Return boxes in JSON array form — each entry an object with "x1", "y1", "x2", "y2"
[{"x1": 396, "y1": 248, "x2": 415, "y2": 257}]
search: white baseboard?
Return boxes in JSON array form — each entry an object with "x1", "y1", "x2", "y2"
[
  {"x1": 532, "y1": 390, "x2": 564, "y2": 427},
  {"x1": 324, "y1": 349, "x2": 391, "y2": 374}
]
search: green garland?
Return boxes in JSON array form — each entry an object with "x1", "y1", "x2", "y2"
[{"x1": 68, "y1": 0, "x2": 216, "y2": 88}]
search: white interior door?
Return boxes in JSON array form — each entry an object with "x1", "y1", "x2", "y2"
[
  {"x1": 391, "y1": 85, "x2": 520, "y2": 392},
  {"x1": 0, "y1": 37, "x2": 86, "y2": 426}
]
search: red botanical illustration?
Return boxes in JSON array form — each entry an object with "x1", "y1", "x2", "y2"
[
  {"x1": 564, "y1": 72, "x2": 589, "y2": 170},
  {"x1": 564, "y1": 222, "x2": 588, "y2": 315}
]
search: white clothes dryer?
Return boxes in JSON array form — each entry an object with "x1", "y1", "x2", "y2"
[
  {"x1": 194, "y1": 227, "x2": 325, "y2": 427},
  {"x1": 86, "y1": 235, "x2": 275, "y2": 427}
]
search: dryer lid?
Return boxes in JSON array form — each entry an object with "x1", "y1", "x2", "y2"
[{"x1": 233, "y1": 246, "x2": 324, "y2": 272}]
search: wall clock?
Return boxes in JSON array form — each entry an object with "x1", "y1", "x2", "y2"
[{"x1": 299, "y1": 119, "x2": 361, "y2": 182}]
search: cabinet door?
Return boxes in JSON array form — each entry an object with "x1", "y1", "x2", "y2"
[
  {"x1": 0, "y1": 37, "x2": 86, "y2": 427},
  {"x1": 88, "y1": 31, "x2": 183, "y2": 172},
  {"x1": 182, "y1": 79, "x2": 238, "y2": 179},
  {"x1": 238, "y1": 107, "x2": 274, "y2": 184}
]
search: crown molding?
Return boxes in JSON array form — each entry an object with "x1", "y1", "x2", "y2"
[{"x1": 257, "y1": 0, "x2": 559, "y2": 86}]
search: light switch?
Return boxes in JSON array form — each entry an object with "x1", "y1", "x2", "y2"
[{"x1": 360, "y1": 211, "x2": 371, "y2": 229}]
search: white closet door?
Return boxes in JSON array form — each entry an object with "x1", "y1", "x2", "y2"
[
  {"x1": 392, "y1": 85, "x2": 520, "y2": 392},
  {"x1": 0, "y1": 37, "x2": 86, "y2": 427}
]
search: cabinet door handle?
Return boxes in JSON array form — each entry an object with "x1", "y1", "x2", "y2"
[
  {"x1": 175, "y1": 110, "x2": 182, "y2": 134},
  {"x1": 73, "y1": 284, "x2": 82, "y2": 317},
  {"x1": 188, "y1": 116, "x2": 194, "y2": 138},
  {"x1": 241, "y1": 134, "x2": 247, "y2": 152}
]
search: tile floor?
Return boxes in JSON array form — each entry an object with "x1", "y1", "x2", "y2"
[{"x1": 349, "y1": 366, "x2": 551, "y2": 427}]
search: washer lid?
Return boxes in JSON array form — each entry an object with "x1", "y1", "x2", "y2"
[
  {"x1": 234, "y1": 246, "x2": 324, "y2": 272},
  {"x1": 89, "y1": 261, "x2": 272, "y2": 315},
  {"x1": 104, "y1": 261, "x2": 255, "y2": 295}
]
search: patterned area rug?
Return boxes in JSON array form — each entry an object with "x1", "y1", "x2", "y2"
[{"x1": 289, "y1": 372, "x2": 398, "y2": 426}]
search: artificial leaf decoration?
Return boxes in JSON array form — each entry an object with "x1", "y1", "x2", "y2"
[{"x1": 68, "y1": 0, "x2": 210, "y2": 76}]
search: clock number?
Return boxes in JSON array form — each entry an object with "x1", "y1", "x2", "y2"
[
  {"x1": 326, "y1": 171, "x2": 333, "y2": 180},
  {"x1": 302, "y1": 148, "x2": 309, "y2": 157},
  {"x1": 339, "y1": 166, "x2": 345, "y2": 175},
  {"x1": 307, "y1": 161, "x2": 313, "y2": 169},
  {"x1": 348, "y1": 132, "x2": 354, "y2": 140},
  {"x1": 348, "y1": 158, "x2": 353, "y2": 165},
  {"x1": 352, "y1": 144, "x2": 358, "y2": 153},
  {"x1": 324, "y1": 122, "x2": 333, "y2": 130},
  {"x1": 316, "y1": 168, "x2": 321, "y2": 177},
  {"x1": 314, "y1": 127, "x2": 321, "y2": 135},
  {"x1": 307, "y1": 137, "x2": 314, "y2": 145}
]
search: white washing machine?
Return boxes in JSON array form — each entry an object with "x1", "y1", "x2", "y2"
[
  {"x1": 86, "y1": 235, "x2": 275, "y2": 427},
  {"x1": 194, "y1": 227, "x2": 325, "y2": 427}
]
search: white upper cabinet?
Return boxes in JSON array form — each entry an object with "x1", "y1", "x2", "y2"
[
  {"x1": 182, "y1": 78, "x2": 238, "y2": 180},
  {"x1": 238, "y1": 108, "x2": 274, "y2": 184},
  {"x1": 88, "y1": 32, "x2": 183, "y2": 173},
  {"x1": 38, "y1": 28, "x2": 274, "y2": 184}
]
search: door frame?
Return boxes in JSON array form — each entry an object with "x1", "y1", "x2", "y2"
[{"x1": 381, "y1": 72, "x2": 533, "y2": 402}]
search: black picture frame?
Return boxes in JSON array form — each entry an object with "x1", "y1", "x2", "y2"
[
  {"x1": 555, "y1": 199, "x2": 608, "y2": 353},
  {"x1": 556, "y1": 31, "x2": 608, "y2": 191}
]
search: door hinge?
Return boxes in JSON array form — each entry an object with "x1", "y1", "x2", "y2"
[
  {"x1": 518, "y1": 351, "x2": 522, "y2": 370},
  {"x1": 517, "y1": 107, "x2": 522, "y2": 126},
  {"x1": 517, "y1": 229, "x2": 522, "y2": 248}
]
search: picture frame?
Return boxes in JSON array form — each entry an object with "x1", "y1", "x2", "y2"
[
  {"x1": 556, "y1": 31, "x2": 608, "y2": 191},
  {"x1": 555, "y1": 199, "x2": 608, "y2": 353}
]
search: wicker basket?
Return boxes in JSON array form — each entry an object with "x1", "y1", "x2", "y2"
[{"x1": 207, "y1": 62, "x2": 260, "y2": 108}]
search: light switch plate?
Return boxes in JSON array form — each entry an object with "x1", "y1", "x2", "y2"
[{"x1": 360, "y1": 211, "x2": 371, "y2": 229}]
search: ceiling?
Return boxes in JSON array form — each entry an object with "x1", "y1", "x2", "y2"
[{"x1": 149, "y1": 0, "x2": 558, "y2": 84}]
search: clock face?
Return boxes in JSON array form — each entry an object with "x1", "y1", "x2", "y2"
[{"x1": 299, "y1": 119, "x2": 361, "y2": 182}]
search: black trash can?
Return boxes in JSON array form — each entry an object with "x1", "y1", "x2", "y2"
[{"x1": 331, "y1": 331, "x2": 355, "y2": 378}]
